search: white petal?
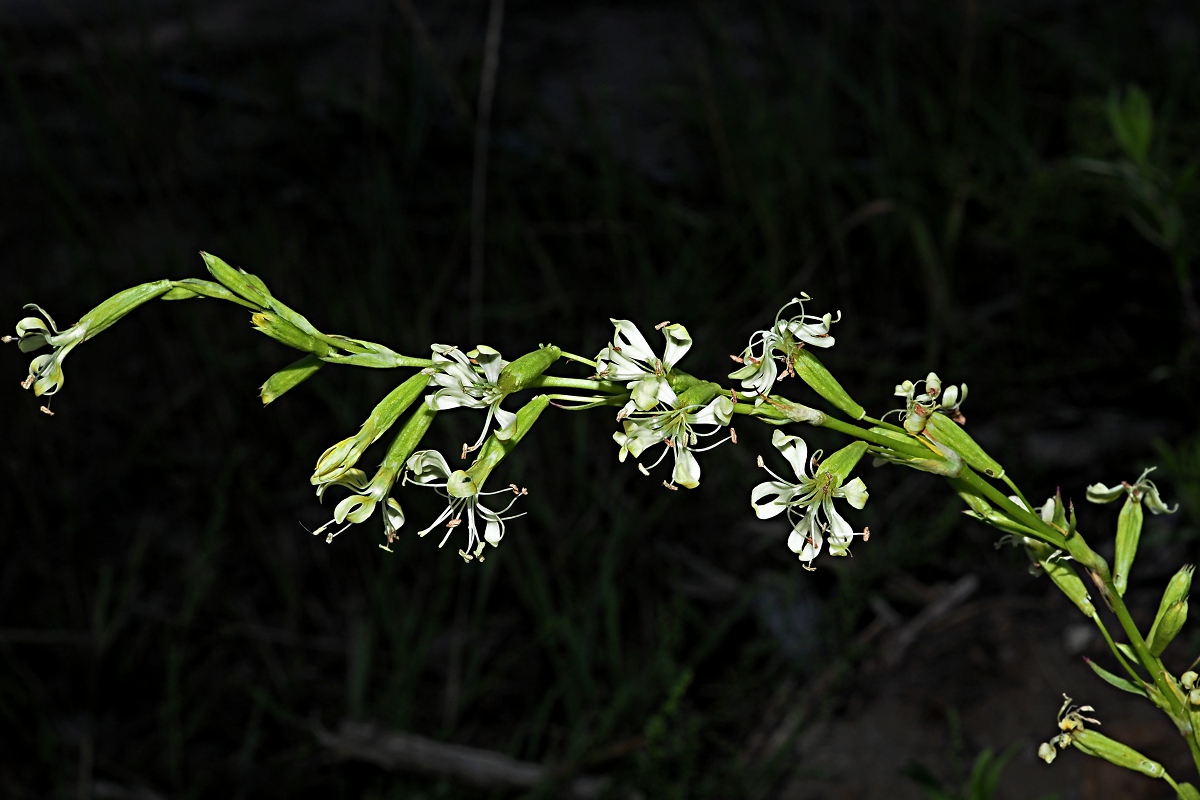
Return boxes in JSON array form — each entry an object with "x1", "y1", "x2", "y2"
[
  {"x1": 1085, "y1": 482, "x2": 1126, "y2": 504},
  {"x1": 787, "y1": 531, "x2": 805, "y2": 553},
  {"x1": 384, "y1": 497, "x2": 405, "y2": 532},
  {"x1": 611, "y1": 319, "x2": 657, "y2": 362},
  {"x1": 406, "y1": 449, "x2": 453, "y2": 484},
  {"x1": 631, "y1": 375, "x2": 667, "y2": 411},
  {"x1": 771, "y1": 429, "x2": 809, "y2": 480},
  {"x1": 840, "y1": 477, "x2": 869, "y2": 509},
  {"x1": 673, "y1": 447, "x2": 701, "y2": 488},
  {"x1": 492, "y1": 406, "x2": 519, "y2": 440},
  {"x1": 661, "y1": 323, "x2": 692, "y2": 368},
  {"x1": 750, "y1": 480, "x2": 795, "y2": 519}
]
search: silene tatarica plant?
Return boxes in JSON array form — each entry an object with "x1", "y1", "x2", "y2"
[{"x1": 8, "y1": 252, "x2": 1200, "y2": 794}]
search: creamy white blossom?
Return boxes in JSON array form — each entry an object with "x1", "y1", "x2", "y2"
[
  {"x1": 595, "y1": 319, "x2": 691, "y2": 417},
  {"x1": 751, "y1": 430, "x2": 869, "y2": 569},
  {"x1": 425, "y1": 344, "x2": 517, "y2": 452},
  {"x1": 729, "y1": 295, "x2": 839, "y2": 399},
  {"x1": 613, "y1": 395, "x2": 734, "y2": 488},
  {"x1": 404, "y1": 449, "x2": 526, "y2": 562},
  {"x1": 892, "y1": 372, "x2": 967, "y2": 432}
]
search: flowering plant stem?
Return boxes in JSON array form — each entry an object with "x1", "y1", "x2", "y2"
[{"x1": 8, "y1": 272, "x2": 1200, "y2": 790}]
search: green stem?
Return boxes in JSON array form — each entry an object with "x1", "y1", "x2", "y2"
[
  {"x1": 558, "y1": 349, "x2": 598, "y2": 368},
  {"x1": 1002, "y1": 474, "x2": 1032, "y2": 512},
  {"x1": 861, "y1": 414, "x2": 906, "y2": 434},
  {"x1": 1092, "y1": 614, "x2": 1145, "y2": 687},
  {"x1": 817, "y1": 415, "x2": 936, "y2": 461},
  {"x1": 527, "y1": 375, "x2": 625, "y2": 393},
  {"x1": 955, "y1": 468, "x2": 1067, "y2": 548}
]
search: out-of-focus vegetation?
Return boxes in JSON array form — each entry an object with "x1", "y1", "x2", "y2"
[{"x1": 3, "y1": 1, "x2": 1200, "y2": 797}]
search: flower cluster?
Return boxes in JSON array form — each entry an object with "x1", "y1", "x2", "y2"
[
  {"x1": 751, "y1": 430, "x2": 870, "y2": 570},
  {"x1": 728, "y1": 295, "x2": 840, "y2": 400},
  {"x1": 1086, "y1": 467, "x2": 1178, "y2": 515},
  {"x1": 425, "y1": 344, "x2": 516, "y2": 454},
  {"x1": 892, "y1": 372, "x2": 967, "y2": 432},
  {"x1": 1038, "y1": 695, "x2": 1100, "y2": 764}
]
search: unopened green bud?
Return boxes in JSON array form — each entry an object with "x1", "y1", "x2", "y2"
[
  {"x1": 923, "y1": 412, "x2": 1004, "y2": 479},
  {"x1": 251, "y1": 311, "x2": 333, "y2": 357},
  {"x1": 312, "y1": 372, "x2": 431, "y2": 485},
  {"x1": 201, "y1": 251, "x2": 270, "y2": 308},
  {"x1": 466, "y1": 395, "x2": 551, "y2": 487},
  {"x1": 791, "y1": 348, "x2": 865, "y2": 420},
  {"x1": 260, "y1": 354, "x2": 323, "y2": 405},
  {"x1": 1158, "y1": 566, "x2": 1195, "y2": 616},
  {"x1": 1176, "y1": 782, "x2": 1200, "y2": 800},
  {"x1": 673, "y1": 381, "x2": 722, "y2": 410},
  {"x1": 1148, "y1": 599, "x2": 1188, "y2": 656},
  {"x1": 497, "y1": 345, "x2": 560, "y2": 395},
  {"x1": 1030, "y1": 551, "x2": 1095, "y2": 618},
  {"x1": 1070, "y1": 729, "x2": 1164, "y2": 778},
  {"x1": 1113, "y1": 495, "x2": 1144, "y2": 596}
]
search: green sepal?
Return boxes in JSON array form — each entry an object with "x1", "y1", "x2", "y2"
[
  {"x1": 816, "y1": 441, "x2": 868, "y2": 483},
  {"x1": 78, "y1": 280, "x2": 174, "y2": 338},
  {"x1": 666, "y1": 369, "x2": 701, "y2": 395},
  {"x1": 465, "y1": 395, "x2": 550, "y2": 488},
  {"x1": 260, "y1": 354, "x2": 323, "y2": 405},
  {"x1": 163, "y1": 278, "x2": 259, "y2": 309},
  {"x1": 923, "y1": 413, "x2": 1004, "y2": 479},
  {"x1": 379, "y1": 402, "x2": 437, "y2": 475},
  {"x1": 1026, "y1": 546, "x2": 1096, "y2": 618},
  {"x1": 791, "y1": 348, "x2": 865, "y2": 420},
  {"x1": 311, "y1": 371, "x2": 432, "y2": 484},
  {"x1": 673, "y1": 380, "x2": 722, "y2": 410},
  {"x1": 1113, "y1": 495, "x2": 1144, "y2": 596},
  {"x1": 1070, "y1": 729, "x2": 1164, "y2": 778},
  {"x1": 251, "y1": 311, "x2": 333, "y2": 357},
  {"x1": 761, "y1": 394, "x2": 825, "y2": 426},
  {"x1": 1176, "y1": 782, "x2": 1200, "y2": 800},
  {"x1": 1148, "y1": 599, "x2": 1188, "y2": 656},
  {"x1": 201, "y1": 251, "x2": 270, "y2": 307},
  {"x1": 1084, "y1": 657, "x2": 1145, "y2": 696},
  {"x1": 497, "y1": 345, "x2": 561, "y2": 394}
]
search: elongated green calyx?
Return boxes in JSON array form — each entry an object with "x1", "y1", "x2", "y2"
[
  {"x1": 923, "y1": 413, "x2": 1004, "y2": 479},
  {"x1": 8, "y1": 280, "x2": 175, "y2": 396},
  {"x1": 312, "y1": 371, "x2": 432, "y2": 487},
  {"x1": 1070, "y1": 729, "x2": 1165, "y2": 778},
  {"x1": 1177, "y1": 783, "x2": 1200, "y2": 800},
  {"x1": 1146, "y1": 565, "x2": 1193, "y2": 655},
  {"x1": 791, "y1": 348, "x2": 865, "y2": 420},
  {"x1": 1113, "y1": 494, "x2": 1145, "y2": 596},
  {"x1": 874, "y1": 428, "x2": 963, "y2": 477},
  {"x1": 1026, "y1": 540, "x2": 1096, "y2": 618},
  {"x1": 260, "y1": 354, "x2": 323, "y2": 405},
  {"x1": 161, "y1": 278, "x2": 259, "y2": 309},
  {"x1": 817, "y1": 440, "x2": 869, "y2": 482},
  {"x1": 496, "y1": 345, "x2": 560, "y2": 395},
  {"x1": 252, "y1": 311, "x2": 334, "y2": 357},
  {"x1": 673, "y1": 380, "x2": 723, "y2": 409},
  {"x1": 201, "y1": 251, "x2": 271, "y2": 308},
  {"x1": 463, "y1": 395, "x2": 551, "y2": 490}
]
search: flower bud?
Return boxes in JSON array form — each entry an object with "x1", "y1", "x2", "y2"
[
  {"x1": 497, "y1": 345, "x2": 561, "y2": 395},
  {"x1": 1038, "y1": 742, "x2": 1057, "y2": 764},
  {"x1": 1148, "y1": 599, "x2": 1188, "y2": 656},
  {"x1": 1113, "y1": 495, "x2": 1144, "y2": 596},
  {"x1": 1155, "y1": 565, "x2": 1194, "y2": 621},
  {"x1": 1069, "y1": 729, "x2": 1164, "y2": 778},
  {"x1": 251, "y1": 311, "x2": 333, "y2": 357},
  {"x1": 1184, "y1": 671, "x2": 1199, "y2": 691},
  {"x1": 201, "y1": 251, "x2": 270, "y2": 308},
  {"x1": 260, "y1": 354, "x2": 324, "y2": 406},
  {"x1": 791, "y1": 348, "x2": 865, "y2": 421},
  {"x1": 161, "y1": 278, "x2": 259, "y2": 309},
  {"x1": 923, "y1": 413, "x2": 1004, "y2": 479}
]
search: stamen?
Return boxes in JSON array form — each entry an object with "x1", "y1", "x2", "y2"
[
  {"x1": 40, "y1": 405, "x2": 54, "y2": 416},
  {"x1": 20, "y1": 375, "x2": 34, "y2": 390},
  {"x1": 654, "y1": 320, "x2": 671, "y2": 330},
  {"x1": 662, "y1": 481, "x2": 678, "y2": 491}
]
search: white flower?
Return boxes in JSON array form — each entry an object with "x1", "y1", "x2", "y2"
[
  {"x1": 613, "y1": 395, "x2": 734, "y2": 489},
  {"x1": 425, "y1": 344, "x2": 517, "y2": 453},
  {"x1": 595, "y1": 319, "x2": 691, "y2": 417},
  {"x1": 1086, "y1": 467, "x2": 1177, "y2": 514},
  {"x1": 6, "y1": 306, "x2": 88, "y2": 397},
  {"x1": 751, "y1": 430, "x2": 869, "y2": 569},
  {"x1": 310, "y1": 468, "x2": 405, "y2": 547},
  {"x1": 892, "y1": 372, "x2": 967, "y2": 432},
  {"x1": 729, "y1": 295, "x2": 839, "y2": 399},
  {"x1": 404, "y1": 449, "x2": 527, "y2": 562}
]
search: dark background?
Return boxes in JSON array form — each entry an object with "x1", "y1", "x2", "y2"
[{"x1": 4, "y1": 1, "x2": 1200, "y2": 798}]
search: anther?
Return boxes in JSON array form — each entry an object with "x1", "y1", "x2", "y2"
[
  {"x1": 446, "y1": 518, "x2": 461, "y2": 528},
  {"x1": 730, "y1": 427, "x2": 738, "y2": 444},
  {"x1": 654, "y1": 320, "x2": 671, "y2": 330},
  {"x1": 1, "y1": 336, "x2": 13, "y2": 343},
  {"x1": 757, "y1": 455, "x2": 765, "y2": 468},
  {"x1": 729, "y1": 354, "x2": 744, "y2": 364},
  {"x1": 40, "y1": 405, "x2": 54, "y2": 416},
  {"x1": 863, "y1": 527, "x2": 871, "y2": 542},
  {"x1": 21, "y1": 375, "x2": 34, "y2": 390},
  {"x1": 662, "y1": 481, "x2": 678, "y2": 491}
]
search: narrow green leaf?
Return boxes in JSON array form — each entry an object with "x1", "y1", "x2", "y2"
[{"x1": 1084, "y1": 657, "x2": 1145, "y2": 695}]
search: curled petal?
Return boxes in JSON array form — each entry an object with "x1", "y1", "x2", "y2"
[
  {"x1": 824, "y1": 499, "x2": 855, "y2": 555},
  {"x1": 673, "y1": 447, "x2": 701, "y2": 489},
  {"x1": 751, "y1": 480, "x2": 797, "y2": 519},
  {"x1": 840, "y1": 477, "x2": 869, "y2": 509},
  {"x1": 660, "y1": 323, "x2": 692, "y2": 368},
  {"x1": 1086, "y1": 482, "x2": 1125, "y2": 504},
  {"x1": 384, "y1": 497, "x2": 405, "y2": 533},
  {"x1": 631, "y1": 375, "x2": 670, "y2": 411},
  {"x1": 406, "y1": 449, "x2": 453, "y2": 484},
  {"x1": 473, "y1": 345, "x2": 507, "y2": 384},
  {"x1": 691, "y1": 395, "x2": 734, "y2": 427},
  {"x1": 335, "y1": 492, "x2": 379, "y2": 525},
  {"x1": 611, "y1": 319, "x2": 657, "y2": 362},
  {"x1": 770, "y1": 429, "x2": 810, "y2": 481}
]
